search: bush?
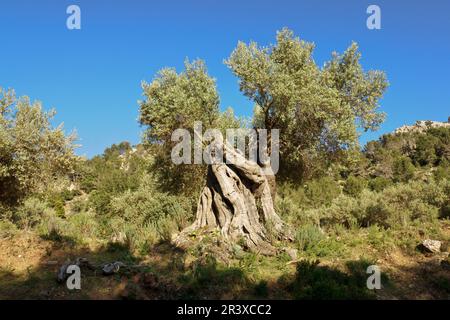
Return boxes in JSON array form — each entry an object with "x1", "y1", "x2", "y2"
[
  {"x1": 362, "y1": 201, "x2": 393, "y2": 228},
  {"x1": 88, "y1": 190, "x2": 112, "y2": 215},
  {"x1": 434, "y1": 165, "x2": 450, "y2": 182},
  {"x1": 291, "y1": 260, "x2": 375, "y2": 299},
  {"x1": 0, "y1": 219, "x2": 18, "y2": 238},
  {"x1": 46, "y1": 193, "x2": 65, "y2": 217},
  {"x1": 14, "y1": 197, "x2": 54, "y2": 229},
  {"x1": 306, "y1": 179, "x2": 446, "y2": 230},
  {"x1": 295, "y1": 224, "x2": 325, "y2": 251},
  {"x1": 393, "y1": 156, "x2": 415, "y2": 182},
  {"x1": 368, "y1": 176, "x2": 392, "y2": 192},
  {"x1": 37, "y1": 213, "x2": 71, "y2": 242},
  {"x1": 69, "y1": 197, "x2": 87, "y2": 214},
  {"x1": 104, "y1": 174, "x2": 193, "y2": 253},
  {"x1": 67, "y1": 211, "x2": 98, "y2": 241},
  {"x1": 304, "y1": 177, "x2": 341, "y2": 207},
  {"x1": 440, "y1": 204, "x2": 450, "y2": 219},
  {"x1": 343, "y1": 176, "x2": 367, "y2": 197},
  {"x1": 110, "y1": 183, "x2": 191, "y2": 227}
]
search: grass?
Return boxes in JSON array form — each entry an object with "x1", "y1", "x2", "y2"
[{"x1": 1, "y1": 175, "x2": 449, "y2": 300}]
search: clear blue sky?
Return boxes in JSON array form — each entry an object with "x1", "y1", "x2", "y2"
[{"x1": 1, "y1": 0, "x2": 449, "y2": 157}]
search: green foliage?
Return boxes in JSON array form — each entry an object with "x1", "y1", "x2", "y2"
[
  {"x1": 304, "y1": 177, "x2": 341, "y2": 207},
  {"x1": 364, "y1": 127, "x2": 450, "y2": 181},
  {"x1": 0, "y1": 88, "x2": 78, "y2": 205},
  {"x1": 101, "y1": 174, "x2": 193, "y2": 252},
  {"x1": 46, "y1": 193, "x2": 66, "y2": 217},
  {"x1": 414, "y1": 134, "x2": 439, "y2": 166},
  {"x1": 37, "y1": 208, "x2": 98, "y2": 244},
  {"x1": 343, "y1": 175, "x2": 367, "y2": 197},
  {"x1": 434, "y1": 162, "x2": 450, "y2": 181},
  {"x1": 291, "y1": 259, "x2": 375, "y2": 299},
  {"x1": 368, "y1": 176, "x2": 391, "y2": 192},
  {"x1": 13, "y1": 197, "x2": 54, "y2": 229},
  {"x1": 226, "y1": 28, "x2": 388, "y2": 181},
  {"x1": 393, "y1": 156, "x2": 415, "y2": 182},
  {"x1": 0, "y1": 219, "x2": 18, "y2": 239},
  {"x1": 139, "y1": 60, "x2": 226, "y2": 196},
  {"x1": 109, "y1": 174, "x2": 192, "y2": 226},
  {"x1": 291, "y1": 178, "x2": 449, "y2": 235},
  {"x1": 79, "y1": 143, "x2": 146, "y2": 214},
  {"x1": 295, "y1": 224, "x2": 325, "y2": 251}
]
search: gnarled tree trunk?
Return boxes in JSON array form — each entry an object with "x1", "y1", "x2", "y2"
[{"x1": 174, "y1": 142, "x2": 291, "y2": 255}]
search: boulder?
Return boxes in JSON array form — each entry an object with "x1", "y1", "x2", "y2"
[{"x1": 418, "y1": 239, "x2": 441, "y2": 254}]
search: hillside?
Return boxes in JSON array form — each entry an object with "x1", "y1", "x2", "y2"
[{"x1": 1, "y1": 124, "x2": 449, "y2": 300}]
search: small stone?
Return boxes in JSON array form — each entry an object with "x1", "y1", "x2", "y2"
[
  {"x1": 57, "y1": 262, "x2": 71, "y2": 283},
  {"x1": 102, "y1": 261, "x2": 125, "y2": 275}
]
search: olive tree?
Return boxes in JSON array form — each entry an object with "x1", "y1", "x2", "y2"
[
  {"x1": 0, "y1": 88, "x2": 78, "y2": 206},
  {"x1": 226, "y1": 28, "x2": 388, "y2": 181},
  {"x1": 139, "y1": 60, "x2": 289, "y2": 253}
]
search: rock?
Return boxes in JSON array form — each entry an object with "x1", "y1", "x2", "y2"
[
  {"x1": 394, "y1": 120, "x2": 450, "y2": 135},
  {"x1": 418, "y1": 239, "x2": 441, "y2": 254},
  {"x1": 56, "y1": 257, "x2": 94, "y2": 283},
  {"x1": 102, "y1": 261, "x2": 125, "y2": 275},
  {"x1": 283, "y1": 247, "x2": 298, "y2": 260},
  {"x1": 57, "y1": 262, "x2": 71, "y2": 283}
]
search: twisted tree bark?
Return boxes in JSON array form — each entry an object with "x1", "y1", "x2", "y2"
[{"x1": 174, "y1": 142, "x2": 291, "y2": 255}]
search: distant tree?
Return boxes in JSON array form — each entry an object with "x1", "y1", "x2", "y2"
[
  {"x1": 0, "y1": 88, "x2": 78, "y2": 205},
  {"x1": 226, "y1": 28, "x2": 388, "y2": 181},
  {"x1": 393, "y1": 156, "x2": 415, "y2": 182}
]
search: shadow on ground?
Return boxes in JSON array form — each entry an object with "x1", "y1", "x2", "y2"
[{"x1": 2, "y1": 233, "x2": 447, "y2": 299}]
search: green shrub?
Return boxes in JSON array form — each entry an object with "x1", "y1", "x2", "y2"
[
  {"x1": 295, "y1": 224, "x2": 325, "y2": 251},
  {"x1": 362, "y1": 202, "x2": 393, "y2": 228},
  {"x1": 343, "y1": 175, "x2": 367, "y2": 197},
  {"x1": 0, "y1": 219, "x2": 18, "y2": 238},
  {"x1": 110, "y1": 174, "x2": 191, "y2": 223},
  {"x1": 304, "y1": 177, "x2": 341, "y2": 207},
  {"x1": 291, "y1": 260, "x2": 375, "y2": 299},
  {"x1": 70, "y1": 197, "x2": 87, "y2": 214},
  {"x1": 14, "y1": 197, "x2": 53, "y2": 228},
  {"x1": 311, "y1": 194, "x2": 361, "y2": 228},
  {"x1": 46, "y1": 193, "x2": 65, "y2": 217},
  {"x1": 434, "y1": 165, "x2": 450, "y2": 182},
  {"x1": 67, "y1": 211, "x2": 98, "y2": 241},
  {"x1": 440, "y1": 204, "x2": 450, "y2": 219},
  {"x1": 37, "y1": 213, "x2": 71, "y2": 242},
  {"x1": 393, "y1": 156, "x2": 415, "y2": 182},
  {"x1": 368, "y1": 176, "x2": 392, "y2": 192},
  {"x1": 88, "y1": 190, "x2": 112, "y2": 215},
  {"x1": 409, "y1": 199, "x2": 438, "y2": 222}
]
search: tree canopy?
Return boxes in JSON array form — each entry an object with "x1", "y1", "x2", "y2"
[
  {"x1": 0, "y1": 88, "x2": 78, "y2": 205},
  {"x1": 226, "y1": 28, "x2": 388, "y2": 180}
]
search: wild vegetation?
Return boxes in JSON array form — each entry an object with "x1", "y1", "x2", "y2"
[{"x1": 0, "y1": 29, "x2": 449, "y2": 300}]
